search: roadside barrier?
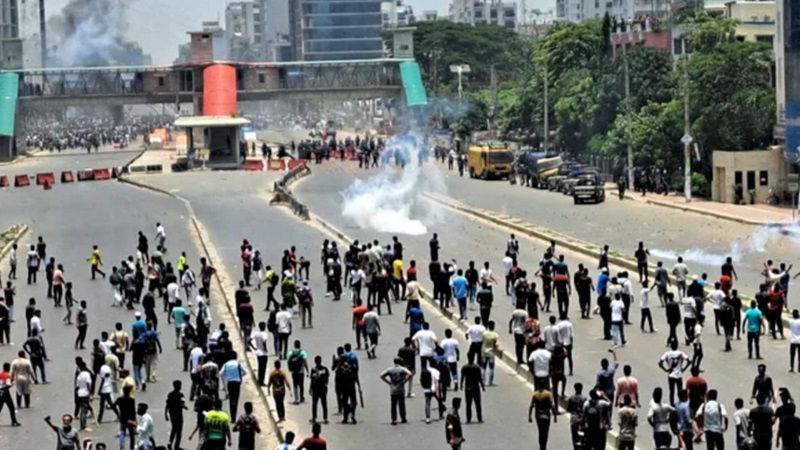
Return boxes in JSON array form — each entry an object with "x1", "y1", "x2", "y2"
[
  {"x1": 243, "y1": 159, "x2": 265, "y2": 171},
  {"x1": 77, "y1": 169, "x2": 94, "y2": 181},
  {"x1": 61, "y1": 171, "x2": 74, "y2": 183},
  {"x1": 35, "y1": 172, "x2": 55, "y2": 186},
  {"x1": 14, "y1": 174, "x2": 30, "y2": 187},
  {"x1": 93, "y1": 168, "x2": 111, "y2": 180},
  {"x1": 0, "y1": 175, "x2": 8, "y2": 187}
]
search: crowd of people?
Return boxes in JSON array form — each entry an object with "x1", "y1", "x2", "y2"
[{"x1": 23, "y1": 115, "x2": 173, "y2": 153}]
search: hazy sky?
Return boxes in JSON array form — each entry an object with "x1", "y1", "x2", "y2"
[{"x1": 46, "y1": 0, "x2": 555, "y2": 64}]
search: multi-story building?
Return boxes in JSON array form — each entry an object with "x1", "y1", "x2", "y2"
[
  {"x1": 226, "y1": 1, "x2": 261, "y2": 61},
  {"x1": 0, "y1": 0, "x2": 45, "y2": 68},
  {"x1": 777, "y1": 0, "x2": 800, "y2": 160},
  {"x1": 289, "y1": 0, "x2": 384, "y2": 61},
  {"x1": 449, "y1": 0, "x2": 518, "y2": 29},
  {"x1": 557, "y1": 0, "x2": 671, "y2": 23},
  {"x1": 420, "y1": 10, "x2": 439, "y2": 21},
  {"x1": 672, "y1": 1, "x2": 775, "y2": 57},
  {"x1": 382, "y1": 0, "x2": 414, "y2": 27}
]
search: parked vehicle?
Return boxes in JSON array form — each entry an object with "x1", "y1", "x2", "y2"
[
  {"x1": 468, "y1": 142, "x2": 515, "y2": 179},
  {"x1": 515, "y1": 151, "x2": 563, "y2": 188},
  {"x1": 573, "y1": 177, "x2": 606, "y2": 204}
]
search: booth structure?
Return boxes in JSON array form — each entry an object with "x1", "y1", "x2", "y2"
[{"x1": 173, "y1": 115, "x2": 251, "y2": 169}]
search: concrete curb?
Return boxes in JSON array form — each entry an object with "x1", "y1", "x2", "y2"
[
  {"x1": 606, "y1": 189, "x2": 791, "y2": 226},
  {"x1": 424, "y1": 193, "x2": 794, "y2": 325},
  {"x1": 116, "y1": 174, "x2": 286, "y2": 443},
  {"x1": 0, "y1": 224, "x2": 29, "y2": 260}
]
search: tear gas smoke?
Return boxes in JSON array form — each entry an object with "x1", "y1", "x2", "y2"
[
  {"x1": 341, "y1": 132, "x2": 446, "y2": 236},
  {"x1": 48, "y1": 0, "x2": 144, "y2": 67},
  {"x1": 650, "y1": 224, "x2": 798, "y2": 266}
]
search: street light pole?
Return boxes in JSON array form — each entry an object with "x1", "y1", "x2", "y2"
[
  {"x1": 449, "y1": 64, "x2": 471, "y2": 104},
  {"x1": 682, "y1": 56, "x2": 692, "y2": 203}
]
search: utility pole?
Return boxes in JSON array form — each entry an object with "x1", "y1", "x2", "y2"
[
  {"x1": 488, "y1": 64, "x2": 497, "y2": 134},
  {"x1": 682, "y1": 56, "x2": 692, "y2": 203},
  {"x1": 623, "y1": 44, "x2": 633, "y2": 189},
  {"x1": 543, "y1": 56, "x2": 549, "y2": 153}
]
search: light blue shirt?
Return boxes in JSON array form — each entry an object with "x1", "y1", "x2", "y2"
[
  {"x1": 172, "y1": 307, "x2": 188, "y2": 329},
  {"x1": 451, "y1": 276, "x2": 468, "y2": 299},
  {"x1": 745, "y1": 308, "x2": 763, "y2": 333},
  {"x1": 219, "y1": 360, "x2": 247, "y2": 382}
]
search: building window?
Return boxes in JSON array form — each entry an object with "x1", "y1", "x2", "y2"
[
  {"x1": 759, "y1": 171, "x2": 769, "y2": 186},
  {"x1": 734, "y1": 171, "x2": 742, "y2": 186},
  {"x1": 474, "y1": 10, "x2": 483, "y2": 18},
  {"x1": 258, "y1": 73, "x2": 265, "y2": 83},
  {"x1": 157, "y1": 77, "x2": 165, "y2": 87},
  {"x1": 747, "y1": 171, "x2": 756, "y2": 190},
  {"x1": 755, "y1": 35, "x2": 773, "y2": 45},
  {"x1": 673, "y1": 38, "x2": 682, "y2": 55}
]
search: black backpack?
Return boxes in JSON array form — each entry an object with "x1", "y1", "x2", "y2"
[
  {"x1": 584, "y1": 401, "x2": 602, "y2": 430},
  {"x1": 270, "y1": 272, "x2": 279, "y2": 286},
  {"x1": 420, "y1": 369, "x2": 432, "y2": 390},
  {"x1": 287, "y1": 351, "x2": 303, "y2": 372},
  {"x1": 436, "y1": 359, "x2": 451, "y2": 384},
  {"x1": 337, "y1": 356, "x2": 356, "y2": 382}
]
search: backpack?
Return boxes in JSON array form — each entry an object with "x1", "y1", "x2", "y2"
[
  {"x1": 287, "y1": 351, "x2": 303, "y2": 372},
  {"x1": 144, "y1": 332, "x2": 158, "y2": 355},
  {"x1": 436, "y1": 358, "x2": 451, "y2": 384},
  {"x1": 270, "y1": 272, "x2": 279, "y2": 286},
  {"x1": 337, "y1": 356, "x2": 356, "y2": 382},
  {"x1": 584, "y1": 401, "x2": 602, "y2": 430},
  {"x1": 109, "y1": 273, "x2": 121, "y2": 286},
  {"x1": 420, "y1": 369, "x2": 432, "y2": 390}
]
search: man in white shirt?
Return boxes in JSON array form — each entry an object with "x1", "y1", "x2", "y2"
[
  {"x1": 154, "y1": 223, "x2": 167, "y2": 250},
  {"x1": 527, "y1": 341, "x2": 551, "y2": 391},
  {"x1": 189, "y1": 345, "x2": 205, "y2": 400},
  {"x1": 134, "y1": 403, "x2": 155, "y2": 449},
  {"x1": 479, "y1": 262, "x2": 497, "y2": 289},
  {"x1": 695, "y1": 389, "x2": 727, "y2": 449},
  {"x1": 790, "y1": 310, "x2": 800, "y2": 372},
  {"x1": 29, "y1": 311, "x2": 43, "y2": 336},
  {"x1": 166, "y1": 280, "x2": 180, "y2": 321},
  {"x1": 542, "y1": 315, "x2": 560, "y2": 352},
  {"x1": 75, "y1": 363, "x2": 93, "y2": 431},
  {"x1": 275, "y1": 304, "x2": 293, "y2": 360},
  {"x1": 274, "y1": 433, "x2": 297, "y2": 450},
  {"x1": 350, "y1": 267, "x2": 364, "y2": 305},
  {"x1": 658, "y1": 340, "x2": 690, "y2": 405},
  {"x1": 97, "y1": 363, "x2": 117, "y2": 422},
  {"x1": 249, "y1": 321, "x2": 270, "y2": 386},
  {"x1": 181, "y1": 266, "x2": 196, "y2": 300},
  {"x1": 439, "y1": 329, "x2": 460, "y2": 385},
  {"x1": 620, "y1": 273, "x2": 634, "y2": 324},
  {"x1": 465, "y1": 317, "x2": 486, "y2": 365},
  {"x1": 640, "y1": 280, "x2": 656, "y2": 333},
  {"x1": 412, "y1": 322, "x2": 438, "y2": 370},
  {"x1": 706, "y1": 282, "x2": 726, "y2": 335},
  {"x1": 681, "y1": 296, "x2": 698, "y2": 346},
  {"x1": 610, "y1": 294, "x2": 626, "y2": 347},
  {"x1": 672, "y1": 257, "x2": 690, "y2": 298},
  {"x1": 502, "y1": 253, "x2": 514, "y2": 298},
  {"x1": 557, "y1": 317, "x2": 574, "y2": 376},
  {"x1": 422, "y1": 365, "x2": 442, "y2": 423}
]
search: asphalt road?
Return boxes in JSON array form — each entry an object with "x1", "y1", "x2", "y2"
[
  {"x1": 0, "y1": 152, "x2": 272, "y2": 450},
  {"x1": 292, "y1": 161, "x2": 800, "y2": 450},
  {"x1": 435, "y1": 166, "x2": 800, "y2": 308},
  {"x1": 132, "y1": 170, "x2": 578, "y2": 450}
]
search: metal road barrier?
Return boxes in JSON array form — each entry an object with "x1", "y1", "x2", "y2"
[{"x1": 271, "y1": 165, "x2": 311, "y2": 220}]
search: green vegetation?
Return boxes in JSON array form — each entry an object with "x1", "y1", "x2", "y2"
[{"x1": 392, "y1": 12, "x2": 776, "y2": 183}]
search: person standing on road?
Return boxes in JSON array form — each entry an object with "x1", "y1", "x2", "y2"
[
  {"x1": 465, "y1": 316, "x2": 485, "y2": 365},
  {"x1": 154, "y1": 222, "x2": 166, "y2": 251},
  {"x1": 220, "y1": 352, "x2": 247, "y2": 420},
  {"x1": 74, "y1": 360, "x2": 93, "y2": 431},
  {"x1": 352, "y1": 300, "x2": 367, "y2": 349},
  {"x1": 743, "y1": 301, "x2": 765, "y2": 359},
  {"x1": 659, "y1": 339, "x2": 690, "y2": 405},
  {"x1": 748, "y1": 393, "x2": 774, "y2": 450},
  {"x1": 583, "y1": 388, "x2": 611, "y2": 450},
  {"x1": 202, "y1": 399, "x2": 232, "y2": 450},
  {"x1": 8, "y1": 243, "x2": 17, "y2": 281},
  {"x1": 460, "y1": 354, "x2": 484, "y2": 423},
  {"x1": 695, "y1": 390, "x2": 728, "y2": 450},
  {"x1": 287, "y1": 340, "x2": 309, "y2": 404},
  {"x1": 750, "y1": 364, "x2": 775, "y2": 406},
  {"x1": 250, "y1": 321, "x2": 270, "y2": 386},
  {"x1": 276, "y1": 304, "x2": 292, "y2": 360},
  {"x1": 233, "y1": 401, "x2": 260, "y2": 450},
  {"x1": 309, "y1": 355, "x2": 330, "y2": 424},
  {"x1": 451, "y1": 269, "x2": 469, "y2": 320},
  {"x1": 44, "y1": 414, "x2": 80, "y2": 450},
  {"x1": 165, "y1": 380, "x2": 187, "y2": 450},
  {"x1": 412, "y1": 322, "x2": 438, "y2": 371},
  {"x1": 634, "y1": 242, "x2": 649, "y2": 283},
  {"x1": 0, "y1": 362, "x2": 20, "y2": 426},
  {"x1": 528, "y1": 385, "x2": 557, "y2": 450},
  {"x1": 268, "y1": 360, "x2": 292, "y2": 423},
  {"x1": 790, "y1": 309, "x2": 800, "y2": 372},
  {"x1": 647, "y1": 387, "x2": 675, "y2": 449},
  {"x1": 200, "y1": 257, "x2": 217, "y2": 302},
  {"x1": 617, "y1": 394, "x2": 638, "y2": 450},
  {"x1": 445, "y1": 397, "x2": 464, "y2": 450},
  {"x1": 429, "y1": 233, "x2": 440, "y2": 263},
  {"x1": 26, "y1": 245, "x2": 39, "y2": 285},
  {"x1": 363, "y1": 305, "x2": 380, "y2": 359},
  {"x1": 380, "y1": 357, "x2": 413, "y2": 425}
]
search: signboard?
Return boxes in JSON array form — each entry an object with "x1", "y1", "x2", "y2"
[{"x1": 788, "y1": 173, "x2": 799, "y2": 192}]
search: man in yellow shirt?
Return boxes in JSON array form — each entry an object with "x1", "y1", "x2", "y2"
[
  {"x1": 177, "y1": 252, "x2": 187, "y2": 281},
  {"x1": 392, "y1": 258, "x2": 406, "y2": 301},
  {"x1": 482, "y1": 321, "x2": 499, "y2": 386},
  {"x1": 88, "y1": 245, "x2": 106, "y2": 280}
]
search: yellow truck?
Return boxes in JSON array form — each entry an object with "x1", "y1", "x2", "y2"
[{"x1": 467, "y1": 142, "x2": 515, "y2": 180}]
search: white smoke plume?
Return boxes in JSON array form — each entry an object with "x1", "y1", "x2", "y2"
[
  {"x1": 341, "y1": 132, "x2": 447, "y2": 236},
  {"x1": 48, "y1": 0, "x2": 144, "y2": 67},
  {"x1": 650, "y1": 225, "x2": 794, "y2": 266}
]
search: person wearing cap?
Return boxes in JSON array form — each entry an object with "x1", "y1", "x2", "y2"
[{"x1": 131, "y1": 312, "x2": 146, "y2": 342}]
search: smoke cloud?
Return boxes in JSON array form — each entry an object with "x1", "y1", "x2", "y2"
[
  {"x1": 341, "y1": 132, "x2": 447, "y2": 236},
  {"x1": 48, "y1": 0, "x2": 146, "y2": 67},
  {"x1": 650, "y1": 224, "x2": 797, "y2": 266}
]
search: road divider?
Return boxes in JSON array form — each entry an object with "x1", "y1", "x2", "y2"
[
  {"x1": 77, "y1": 169, "x2": 94, "y2": 181},
  {"x1": 145, "y1": 164, "x2": 163, "y2": 173},
  {"x1": 93, "y1": 168, "x2": 111, "y2": 180},
  {"x1": 35, "y1": 172, "x2": 55, "y2": 186},
  {"x1": 0, "y1": 175, "x2": 8, "y2": 187},
  {"x1": 270, "y1": 164, "x2": 311, "y2": 220},
  {"x1": 61, "y1": 171, "x2": 74, "y2": 183},
  {"x1": 243, "y1": 159, "x2": 265, "y2": 171},
  {"x1": 14, "y1": 174, "x2": 29, "y2": 187}
]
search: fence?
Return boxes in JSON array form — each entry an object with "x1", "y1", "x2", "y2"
[{"x1": 271, "y1": 165, "x2": 310, "y2": 220}]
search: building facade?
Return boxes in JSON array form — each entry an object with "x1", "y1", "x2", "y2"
[
  {"x1": 289, "y1": 0, "x2": 384, "y2": 61},
  {"x1": 382, "y1": 0, "x2": 414, "y2": 27},
  {"x1": 780, "y1": 0, "x2": 800, "y2": 162},
  {"x1": 449, "y1": 0, "x2": 518, "y2": 29},
  {"x1": 0, "y1": 0, "x2": 44, "y2": 68},
  {"x1": 556, "y1": 0, "x2": 671, "y2": 23}
]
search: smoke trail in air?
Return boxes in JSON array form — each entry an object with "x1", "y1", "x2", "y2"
[
  {"x1": 650, "y1": 225, "x2": 787, "y2": 266},
  {"x1": 341, "y1": 132, "x2": 446, "y2": 236}
]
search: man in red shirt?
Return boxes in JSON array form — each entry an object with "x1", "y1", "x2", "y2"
[
  {"x1": 297, "y1": 422, "x2": 327, "y2": 450},
  {"x1": 352, "y1": 300, "x2": 368, "y2": 350},
  {"x1": 767, "y1": 284, "x2": 785, "y2": 339},
  {"x1": 684, "y1": 366, "x2": 707, "y2": 416},
  {"x1": 615, "y1": 364, "x2": 640, "y2": 408},
  {"x1": 407, "y1": 260, "x2": 418, "y2": 282},
  {"x1": 0, "y1": 362, "x2": 20, "y2": 426}
]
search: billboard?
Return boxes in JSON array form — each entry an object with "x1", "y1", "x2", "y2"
[{"x1": 0, "y1": 73, "x2": 19, "y2": 137}]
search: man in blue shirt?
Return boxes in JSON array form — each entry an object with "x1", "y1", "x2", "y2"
[
  {"x1": 131, "y1": 312, "x2": 147, "y2": 342},
  {"x1": 451, "y1": 270, "x2": 469, "y2": 320},
  {"x1": 596, "y1": 268, "x2": 609, "y2": 297},
  {"x1": 743, "y1": 301, "x2": 765, "y2": 359},
  {"x1": 220, "y1": 351, "x2": 248, "y2": 420},
  {"x1": 406, "y1": 306, "x2": 425, "y2": 338},
  {"x1": 675, "y1": 389, "x2": 694, "y2": 449}
]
